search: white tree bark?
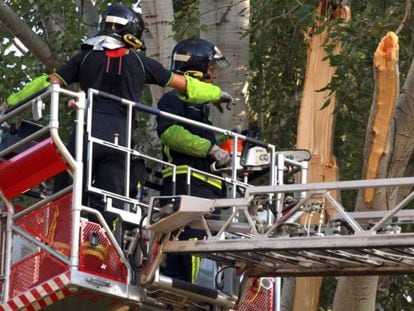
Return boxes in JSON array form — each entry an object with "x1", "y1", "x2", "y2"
[
  {"x1": 141, "y1": 0, "x2": 176, "y2": 106},
  {"x1": 386, "y1": 57, "x2": 414, "y2": 205},
  {"x1": 281, "y1": 277, "x2": 295, "y2": 311},
  {"x1": 76, "y1": 0, "x2": 99, "y2": 37},
  {"x1": 199, "y1": 0, "x2": 250, "y2": 131},
  {"x1": 333, "y1": 276, "x2": 379, "y2": 311},
  {"x1": 140, "y1": 0, "x2": 176, "y2": 151}
]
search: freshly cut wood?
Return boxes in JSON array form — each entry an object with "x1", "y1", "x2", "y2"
[
  {"x1": 293, "y1": 3, "x2": 351, "y2": 311},
  {"x1": 362, "y1": 32, "x2": 399, "y2": 206},
  {"x1": 296, "y1": 3, "x2": 351, "y2": 219}
]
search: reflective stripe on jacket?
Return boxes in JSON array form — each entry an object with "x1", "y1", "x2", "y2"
[{"x1": 162, "y1": 165, "x2": 222, "y2": 190}]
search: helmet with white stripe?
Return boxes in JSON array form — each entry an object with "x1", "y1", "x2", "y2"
[
  {"x1": 98, "y1": 3, "x2": 145, "y2": 40},
  {"x1": 171, "y1": 38, "x2": 230, "y2": 75}
]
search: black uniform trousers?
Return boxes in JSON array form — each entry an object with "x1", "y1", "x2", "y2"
[
  {"x1": 54, "y1": 110, "x2": 128, "y2": 225},
  {"x1": 160, "y1": 176, "x2": 222, "y2": 282}
]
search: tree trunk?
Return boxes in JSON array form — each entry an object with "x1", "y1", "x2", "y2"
[
  {"x1": 140, "y1": 0, "x2": 176, "y2": 152},
  {"x1": 75, "y1": 0, "x2": 99, "y2": 38},
  {"x1": 293, "y1": 2, "x2": 351, "y2": 311},
  {"x1": 333, "y1": 276, "x2": 379, "y2": 311},
  {"x1": 199, "y1": 0, "x2": 250, "y2": 131},
  {"x1": 141, "y1": 0, "x2": 176, "y2": 105},
  {"x1": 386, "y1": 50, "x2": 414, "y2": 205},
  {"x1": 280, "y1": 277, "x2": 295, "y2": 311},
  {"x1": 333, "y1": 32, "x2": 399, "y2": 311}
]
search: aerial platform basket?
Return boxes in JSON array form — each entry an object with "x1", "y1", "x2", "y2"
[
  {"x1": 0, "y1": 86, "x2": 138, "y2": 311},
  {"x1": 0, "y1": 86, "x2": 239, "y2": 311}
]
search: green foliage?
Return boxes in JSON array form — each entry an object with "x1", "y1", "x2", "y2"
[
  {"x1": 249, "y1": 0, "x2": 310, "y2": 147},
  {"x1": 319, "y1": 276, "x2": 338, "y2": 311},
  {"x1": 172, "y1": 0, "x2": 200, "y2": 40},
  {"x1": 377, "y1": 275, "x2": 414, "y2": 311}
]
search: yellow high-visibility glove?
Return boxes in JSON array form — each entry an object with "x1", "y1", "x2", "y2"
[{"x1": 6, "y1": 74, "x2": 50, "y2": 106}]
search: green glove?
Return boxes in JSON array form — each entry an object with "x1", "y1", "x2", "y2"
[
  {"x1": 179, "y1": 74, "x2": 221, "y2": 104},
  {"x1": 6, "y1": 74, "x2": 50, "y2": 106}
]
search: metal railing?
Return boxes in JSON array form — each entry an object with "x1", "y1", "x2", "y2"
[{"x1": 84, "y1": 89, "x2": 304, "y2": 224}]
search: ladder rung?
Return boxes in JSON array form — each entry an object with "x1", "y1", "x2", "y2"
[{"x1": 161, "y1": 234, "x2": 414, "y2": 277}]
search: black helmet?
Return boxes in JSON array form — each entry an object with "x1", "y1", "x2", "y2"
[
  {"x1": 171, "y1": 38, "x2": 230, "y2": 75},
  {"x1": 98, "y1": 3, "x2": 145, "y2": 39}
]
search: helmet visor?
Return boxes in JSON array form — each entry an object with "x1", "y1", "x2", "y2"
[{"x1": 212, "y1": 46, "x2": 230, "y2": 68}]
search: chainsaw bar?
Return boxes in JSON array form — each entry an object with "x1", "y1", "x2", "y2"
[{"x1": 275, "y1": 149, "x2": 311, "y2": 162}]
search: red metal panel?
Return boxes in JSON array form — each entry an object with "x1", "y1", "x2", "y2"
[
  {"x1": 9, "y1": 194, "x2": 72, "y2": 301},
  {"x1": 0, "y1": 138, "x2": 67, "y2": 199},
  {"x1": 16, "y1": 193, "x2": 73, "y2": 257},
  {"x1": 9, "y1": 251, "x2": 69, "y2": 298},
  {"x1": 79, "y1": 220, "x2": 128, "y2": 283},
  {"x1": 237, "y1": 278, "x2": 274, "y2": 311}
]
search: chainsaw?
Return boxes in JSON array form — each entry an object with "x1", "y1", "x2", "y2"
[{"x1": 211, "y1": 135, "x2": 311, "y2": 174}]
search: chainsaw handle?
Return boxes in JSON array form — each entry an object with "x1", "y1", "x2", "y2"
[
  {"x1": 210, "y1": 162, "x2": 232, "y2": 173},
  {"x1": 244, "y1": 136, "x2": 268, "y2": 148}
]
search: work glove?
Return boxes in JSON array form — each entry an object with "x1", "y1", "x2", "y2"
[
  {"x1": 212, "y1": 92, "x2": 235, "y2": 113},
  {"x1": 208, "y1": 144, "x2": 231, "y2": 167},
  {"x1": 219, "y1": 92, "x2": 234, "y2": 106},
  {"x1": 6, "y1": 74, "x2": 50, "y2": 106}
]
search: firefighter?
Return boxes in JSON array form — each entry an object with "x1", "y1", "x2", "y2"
[
  {"x1": 157, "y1": 37, "x2": 232, "y2": 283},
  {"x1": 2, "y1": 4, "x2": 233, "y2": 226}
]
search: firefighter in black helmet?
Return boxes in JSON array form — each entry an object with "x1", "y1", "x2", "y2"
[
  {"x1": 157, "y1": 37, "x2": 232, "y2": 283},
  {"x1": 96, "y1": 3, "x2": 145, "y2": 49},
  {"x1": 99, "y1": 3, "x2": 145, "y2": 37},
  {"x1": 171, "y1": 37, "x2": 230, "y2": 78},
  {"x1": 0, "y1": 3, "x2": 234, "y2": 227}
]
